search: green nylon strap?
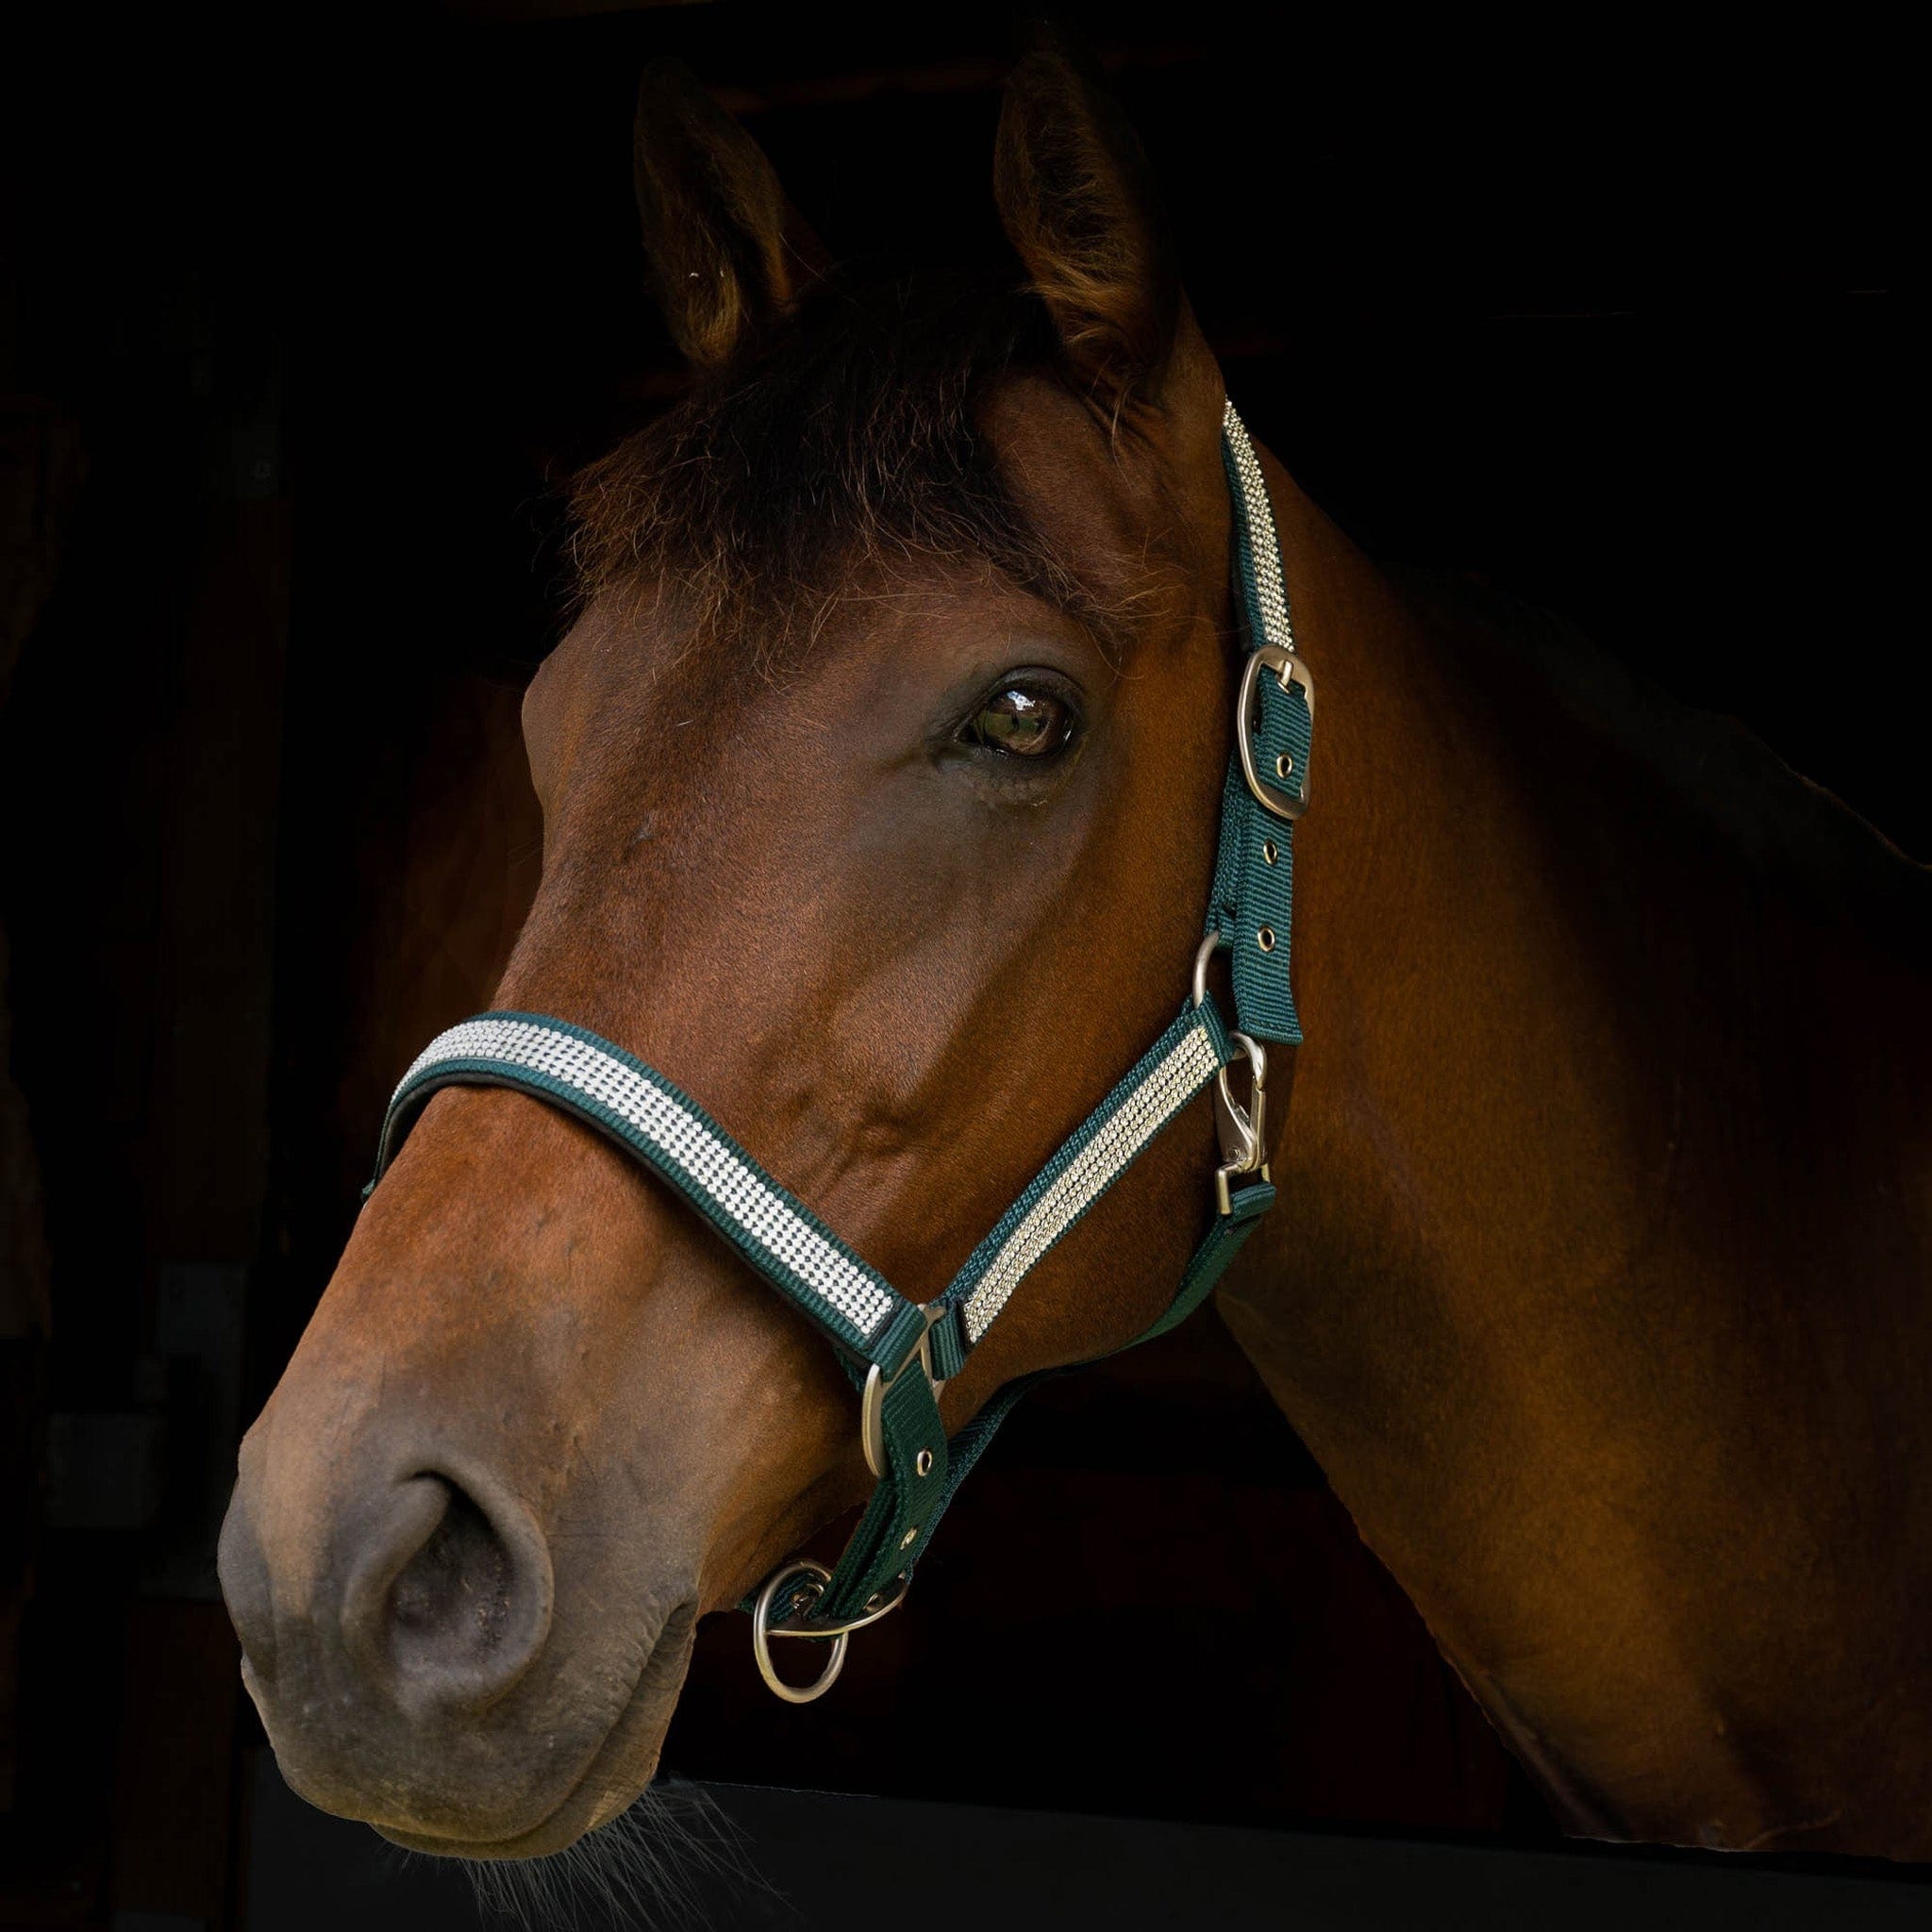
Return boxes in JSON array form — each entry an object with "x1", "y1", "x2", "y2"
[
  {"x1": 1208, "y1": 405, "x2": 1308, "y2": 1047},
  {"x1": 1133, "y1": 1175, "x2": 1278, "y2": 1347},
  {"x1": 373, "y1": 1012, "x2": 931, "y2": 1375},
  {"x1": 806, "y1": 1346, "x2": 949, "y2": 1624},
  {"x1": 1208, "y1": 671, "x2": 1307, "y2": 1047},
  {"x1": 891, "y1": 1176, "x2": 1279, "y2": 1613}
]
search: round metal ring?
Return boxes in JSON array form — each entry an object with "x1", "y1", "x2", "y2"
[
  {"x1": 1257, "y1": 925, "x2": 1277, "y2": 953},
  {"x1": 768, "y1": 1569, "x2": 910, "y2": 1639},
  {"x1": 1192, "y1": 931, "x2": 1224, "y2": 1008},
  {"x1": 751, "y1": 1559, "x2": 849, "y2": 1705}
]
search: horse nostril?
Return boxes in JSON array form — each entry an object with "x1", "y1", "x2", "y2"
[
  {"x1": 345, "y1": 1471, "x2": 555, "y2": 1716},
  {"x1": 394, "y1": 1481, "x2": 511, "y2": 1647}
]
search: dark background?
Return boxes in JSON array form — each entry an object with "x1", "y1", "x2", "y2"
[{"x1": 0, "y1": 3, "x2": 1917, "y2": 1926}]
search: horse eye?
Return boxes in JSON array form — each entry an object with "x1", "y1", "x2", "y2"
[{"x1": 969, "y1": 687, "x2": 1073, "y2": 758}]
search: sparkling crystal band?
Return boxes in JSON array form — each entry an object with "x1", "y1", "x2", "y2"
[
  {"x1": 1223, "y1": 401, "x2": 1296, "y2": 654},
  {"x1": 955, "y1": 1015, "x2": 1225, "y2": 1343},
  {"x1": 382, "y1": 1008, "x2": 1230, "y2": 1363},
  {"x1": 382, "y1": 1014, "x2": 904, "y2": 1350}
]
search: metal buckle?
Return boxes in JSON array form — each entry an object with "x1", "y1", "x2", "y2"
[
  {"x1": 1236, "y1": 644, "x2": 1312, "y2": 821},
  {"x1": 752, "y1": 1305, "x2": 941, "y2": 1707},
  {"x1": 749, "y1": 1309, "x2": 942, "y2": 1704},
  {"x1": 859, "y1": 1302, "x2": 947, "y2": 1480}
]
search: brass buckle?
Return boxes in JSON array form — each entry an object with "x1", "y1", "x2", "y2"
[
  {"x1": 1236, "y1": 644, "x2": 1312, "y2": 821},
  {"x1": 859, "y1": 1302, "x2": 947, "y2": 1480}
]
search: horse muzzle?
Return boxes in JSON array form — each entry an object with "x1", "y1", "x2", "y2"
[{"x1": 218, "y1": 1396, "x2": 695, "y2": 1852}]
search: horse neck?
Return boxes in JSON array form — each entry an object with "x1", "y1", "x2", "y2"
[
  {"x1": 1201, "y1": 454, "x2": 1615, "y2": 1527},
  {"x1": 1212, "y1": 449, "x2": 1932, "y2": 1848}
]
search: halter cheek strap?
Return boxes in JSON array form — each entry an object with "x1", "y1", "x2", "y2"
[{"x1": 368, "y1": 400, "x2": 1310, "y2": 1700}]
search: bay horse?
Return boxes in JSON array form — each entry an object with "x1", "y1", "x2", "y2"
[{"x1": 219, "y1": 48, "x2": 1932, "y2": 1864}]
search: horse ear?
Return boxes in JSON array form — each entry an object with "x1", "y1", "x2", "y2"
[
  {"x1": 632, "y1": 60, "x2": 829, "y2": 368},
  {"x1": 994, "y1": 37, "x2": 1183, "y2": 421}
]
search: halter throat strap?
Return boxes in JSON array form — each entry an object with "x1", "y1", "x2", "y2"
[{"x1": 367, "y1": 400, "x2": 1308, "y2": 1691}]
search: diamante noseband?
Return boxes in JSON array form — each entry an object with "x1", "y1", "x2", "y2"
[{"x1": 370, "y1": 400, "x2": 1312, "y2": 1702}]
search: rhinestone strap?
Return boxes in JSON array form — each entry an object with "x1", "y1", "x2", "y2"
[
  {"x1": 380, "y1": 1013, "x2": 904, "y2": 1353},
  {"x1": 948, "y1": 1009, "x2": 1228, "y2": 1346},
  {"x1": 1223, "y1": 400, "x2": 1296, "y2": 653}
]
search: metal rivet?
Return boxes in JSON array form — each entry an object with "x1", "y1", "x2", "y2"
[
  {"x1": 864, "y1": 1591, "x2": 884, "y2": 1612},
  {"x1": 899, "y1": 1525, "x2": 921, "y2": 1550},
  {"x1": 1261, "y1": 840, "x2": 1278, "y2": 865},
  {"x1": 1275, "y1": 753, "x2": 1294, "y2": 778},
  {"x1": 915, "y1": 1448, "x2": 934, "y2": 1477},
  {"x1": 1257, "y1": 926, "x2": 1276, "y2": 953}
]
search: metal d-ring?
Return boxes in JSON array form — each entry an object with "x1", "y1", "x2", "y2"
[
  {"x1": 751, "y1": 1560, "x2": 914, "y2": 1704},
  {"x1": 751, "y1": 1560, "x2": 850, "y2": 1704},
  {"x1": 1192, "y1": 931, "x2": 1225, "y2": 1009}
]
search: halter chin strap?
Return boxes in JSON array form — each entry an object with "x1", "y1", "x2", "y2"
[{"x1": 368, "y1": 400, "x2": 1309, "y2": 1700}]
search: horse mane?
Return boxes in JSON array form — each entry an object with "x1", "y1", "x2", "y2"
[{"x1": 569, "y1": 267, "x2": 1119, "y2": 663}]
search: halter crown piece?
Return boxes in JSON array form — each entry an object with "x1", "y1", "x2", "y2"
[{"x1": 371, "y1": 401, "x2": 1310, "y2": 1701}]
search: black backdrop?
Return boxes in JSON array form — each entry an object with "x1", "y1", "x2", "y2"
[{"x1": 0, "y1": 5, "x2": 1916, "y2": 1926}]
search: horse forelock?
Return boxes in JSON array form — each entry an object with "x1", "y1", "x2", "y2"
[{"x1": 566, "y1": 268, "x2": 1155, "y2": 671}]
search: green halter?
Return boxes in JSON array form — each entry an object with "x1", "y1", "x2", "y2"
[{"x1": 370, "y1": 400, "x2": 1310, "y2": 1701}]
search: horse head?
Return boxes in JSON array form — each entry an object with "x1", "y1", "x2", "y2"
[{"x1": 220, "y1": 46, "x2": 1266, "y2": 1857}]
